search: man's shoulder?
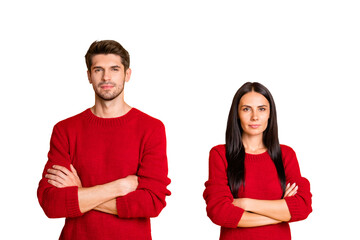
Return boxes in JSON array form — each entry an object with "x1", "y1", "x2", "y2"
[
  {"x1": 133, "y1": 108, "x2": 165, "y2": 129},
  {"x1": 54, "y1": 109, "x2": 88, "y2": 129}
]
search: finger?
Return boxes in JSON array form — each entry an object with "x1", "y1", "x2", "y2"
[
  {"x1": 47, "y1": 179, "x2": 65, "y2": 188},
  {"x1": 45, "y1": 173, "x2": 67, "y2": 185},
  {"x1": 70, "y1": 164, "x2": 78, "y2": 176},
  {"x1": 284, "y1": 183, "x2": 297, "y2": 197},
  {"x1": 284, "y1": 191, "x2": 291, "y2": 198},
  {"x1": 70, "y1": 165, "x2": 82, "y2": 187},
  {"x1": 287, "y1": 183, "x2": 296, "y2": 192},
  {"x1": 288, "y1": 186, "x2": 298, "y2": 196},
  {"x1": 286, "y1": 186, "x2": 298, "y2": 197},
  {"x1": 52, "y1": 165, "x2": 72, "y2": 176},
  {"x1": 284, "y1": 184, "x2": 294, "y2": 196},
  {"x1": 47, "y1": 168, "x2": 68, "y2": 181},
  {"x1": 284, "y1": 187, "x2": 291, "y2": 196},
  {"x1": 132, "y1": 175, "x2": 138, "y2": 181}
]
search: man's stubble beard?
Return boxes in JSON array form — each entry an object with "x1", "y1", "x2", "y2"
[{"x1": 94, "y1": 82, "x2": 125, "y2": 101}]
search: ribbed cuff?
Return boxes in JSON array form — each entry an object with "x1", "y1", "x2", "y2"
[
  {"x1": 116, "y1": 196, "x2": 130, "y2": 218},
  {"x1": 65, "y1": 186, "x2": 83, "y2": 218},
  {"x1": 284, "y1": 196, "x2": 300, "y2": 222},
  {"x1": 226, "y1": 207, "x2": 245, "y2": 228}
]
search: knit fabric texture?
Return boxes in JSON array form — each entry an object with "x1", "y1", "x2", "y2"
[
  {"x1": 203, "y1": 144, "x2": 312, "y2": 240},
  {"x1": 37, "y1": 108, "x2": 171, "y2": 240}
]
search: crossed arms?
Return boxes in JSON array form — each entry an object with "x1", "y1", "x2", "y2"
[
  {"x1": 232, "y1": 183, "x2": 297, "y2": 227},
  {"x1": 37, "y1": 122, "x2": 171, "y2": 219},
  {"x1": 45, "y1": 164, "x2": 137, "y2": 215},
  {"x1": 203, "y1": 146, "x2": 312, "y2": 228}
]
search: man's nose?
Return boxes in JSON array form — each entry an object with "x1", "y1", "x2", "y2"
[{"x1": 102, "y1": 70, "x2": 111, "y2": 81}]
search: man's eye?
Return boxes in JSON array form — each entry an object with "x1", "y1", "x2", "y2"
[
  {"x1": 94, "y1": 69, "x2": 102, "y2": 72},
  {"x1": 112, "y1": 68, "x2": 119, "y2": 71}
]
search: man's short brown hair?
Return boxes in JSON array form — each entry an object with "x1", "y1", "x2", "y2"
[{"x1": 85, "y1": 40, "x2": 130, "y2": 72}]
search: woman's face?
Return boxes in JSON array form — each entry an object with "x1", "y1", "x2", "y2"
[{"x1": 238, "y1": 91, "x2": 270, "y2": 137}]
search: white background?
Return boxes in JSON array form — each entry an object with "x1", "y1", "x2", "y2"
[{"x1": 1, "y1": 0, "x2": 359, "y2": 239}]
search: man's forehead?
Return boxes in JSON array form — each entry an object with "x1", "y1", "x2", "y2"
[{"x1": 91, "y1": 54, "x2": 123, "y2": 67}]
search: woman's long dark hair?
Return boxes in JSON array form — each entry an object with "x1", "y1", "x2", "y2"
[{"x1": 226, "y1": 82, "x2": 286, "y2": 198}]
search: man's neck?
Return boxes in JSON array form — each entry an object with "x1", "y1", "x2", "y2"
[{"x1": 91, "y1": 96, "x2": 131, "y2": 118}]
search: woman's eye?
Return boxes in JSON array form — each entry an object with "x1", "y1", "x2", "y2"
[
  {"x1": 259, "y1": 108, "x2": 266, "y2": 111},
  {"x1": 243, "y1": 108, "x2": 250, "y2": 112}
]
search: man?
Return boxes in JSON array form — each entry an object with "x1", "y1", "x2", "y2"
[{"x1": 37, "y1": 40, "x2": 171, "y2": 239}]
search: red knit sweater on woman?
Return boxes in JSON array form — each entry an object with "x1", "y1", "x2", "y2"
[
  {"x1": 37, "y1": 108, "x2": 171, "y2": 240},
  {"x1": 203, "y1": 144, "x2": 312, "y2": 240}
]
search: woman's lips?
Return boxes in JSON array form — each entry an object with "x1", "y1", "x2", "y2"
[{"x1": 249, "y1": 124, "x2": 261, "y2": 128}]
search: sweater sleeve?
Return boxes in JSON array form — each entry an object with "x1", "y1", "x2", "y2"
[
  {"x1": 282, "y1": 145, "x2": 312, "y2": 222},
  {"x1": 37, "y1": 124, "x2": 83, "y2": 218},
  {"x1": 203, "y1": 147, "x2": 245, "y2": 228},
  {"x1": 116, "y1": 121, "x2": 171, "y2": 218}
]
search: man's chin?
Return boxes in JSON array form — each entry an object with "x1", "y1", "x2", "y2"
[{"x1": 95, "y1": 91, "x2": 122, "y2": 101}]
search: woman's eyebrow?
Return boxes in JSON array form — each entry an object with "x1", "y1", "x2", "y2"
[
  {"x1": 240, "y1": 104, "x2": 252, "y2": 108},
  {"x1": 240, "y1": 104, "x2": 268, "y2": 108}
]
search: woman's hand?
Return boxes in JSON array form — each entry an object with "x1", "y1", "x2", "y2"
[
  {"x1": 232, "y1": 198, "x2": 249, "y2": 210},
  {"x1": 45, "y1": 164, "x2": 82, "y2": 188},
  {"x1": 283, "y1": 183, "x2": 298, "y2": 198}
]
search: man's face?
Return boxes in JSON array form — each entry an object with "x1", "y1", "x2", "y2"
[{"x1": 87, "y1": 54, "x2": 131, "y2": 101}]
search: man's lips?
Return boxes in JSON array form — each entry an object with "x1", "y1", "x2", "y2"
[{"x1": 100, "y1": 84, "x2": 114, "y2": 89}]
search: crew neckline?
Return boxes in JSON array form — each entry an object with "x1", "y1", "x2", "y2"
[
  {"x1": 82, "y1": 107, "x2": 138, "y2": 127},
  {"x1": 245, "y1": 150, "x2": 268, "y2": 156},
  {"x1": 245, "y1": 150, "x2": 269, "y2": 161}
]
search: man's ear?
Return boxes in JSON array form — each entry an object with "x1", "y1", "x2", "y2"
[
  {"x1": 125, "y1": 68, "x2": 132, "y2": 83},
  {"x1": 87, "y1": 71, "x2": 92, "y2": 84}
]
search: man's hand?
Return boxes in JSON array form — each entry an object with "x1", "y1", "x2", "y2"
[
  {"x1": 46, "y1": 164, "x2": 138, "y2": 196},
  {"x1": 45, "y1": 164, "x2": 82, "y2": 188},
  {"x1": 46, "y1": 165, "x2": 138, "y2": 214},
  {"x1": 114, "y1": 175, "x2": 139, "y2": 196}
]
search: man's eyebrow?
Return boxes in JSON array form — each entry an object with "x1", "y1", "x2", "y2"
[{"x1": 92, "y1": 65, "x2": 122, "y2": 69}]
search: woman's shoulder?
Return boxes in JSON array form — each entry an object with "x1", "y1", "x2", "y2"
[
  {"x1": 210, "y1": 144, "x2": 227, "y2": 158},
  {"x1": 209, "y1": 144, "x2": 226, "y2": 158},
  {"x1": 280, "y1": 144, "x2": 296, "y2": 155},
  {"x1": 280, "y1": 144, "x2": 299, "y2": 168},
  {"x1": 210, "y1": 144, "x2": 226, "y2": 152}
]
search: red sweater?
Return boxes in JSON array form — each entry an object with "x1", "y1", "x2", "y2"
[
  {"x1": 37, "y1": 108, "x2": 171, "y2": 240},
  {"x1": 203, "y1": 144, "x2": 312, "y2": 240}
]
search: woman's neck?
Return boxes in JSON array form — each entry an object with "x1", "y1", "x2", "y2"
[{"x1": 242, "y1": 134, "x2": 267, "y2": 154}]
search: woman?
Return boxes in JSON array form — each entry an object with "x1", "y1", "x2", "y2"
[{"x1": 203, "y1": 82, "x2": 312, "y2": 239}]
